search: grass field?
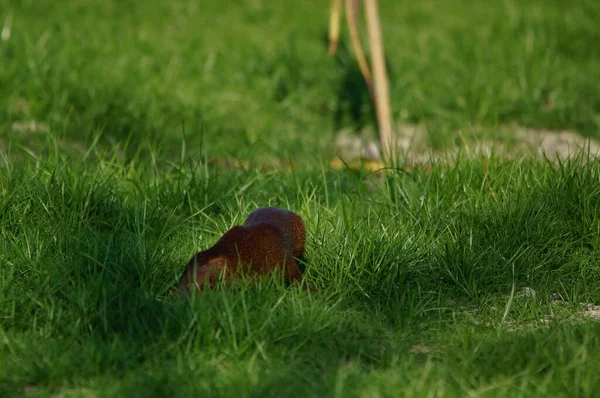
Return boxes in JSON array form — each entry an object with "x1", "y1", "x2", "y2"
[{"x1": 1, "y1": 0, "x2": 600, "y2": 396}]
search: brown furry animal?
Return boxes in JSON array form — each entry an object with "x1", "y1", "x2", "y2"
[{"x1": 178, "y1": 207, "x2": 306, "y2": 295}]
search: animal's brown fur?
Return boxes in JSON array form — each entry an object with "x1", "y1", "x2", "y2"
[{"x1": 178, "y1": 207, "x2": 306, "y2": 295}]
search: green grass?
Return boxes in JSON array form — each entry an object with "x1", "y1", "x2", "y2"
[
  {"x1": 2, "y1": 152, "x2": 600, "y2": 397},
  {"x1": 1, "y1": 0, "x2": 600, "y2": 396},
  {"x1": 2, "y1": 0, "x2": 599, "y2": 156}
]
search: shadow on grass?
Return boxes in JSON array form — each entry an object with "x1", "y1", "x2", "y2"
[{"x1": 329, "y1": 35, "x2": 396, "y2": 133}]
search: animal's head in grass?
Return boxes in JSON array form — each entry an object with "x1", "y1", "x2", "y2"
[{"x1": 178, "y1": 207, "x2": 306, "y2": 296}]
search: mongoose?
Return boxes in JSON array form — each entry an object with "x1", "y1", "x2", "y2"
[{"x1": 178, "y1": 207, "x2": 306, "y2": 295}]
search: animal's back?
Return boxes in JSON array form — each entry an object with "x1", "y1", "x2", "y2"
[
  {"x1": 211, "y1": 223, "x2": 290, "y2": 274},
  {"x1": 243, "y1": 207, "x2": 306, "y2": 258}
]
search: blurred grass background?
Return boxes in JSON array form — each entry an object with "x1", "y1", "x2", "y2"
[{"x1": 1, "y1": 0, "x2": 599, "y2": 160}]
